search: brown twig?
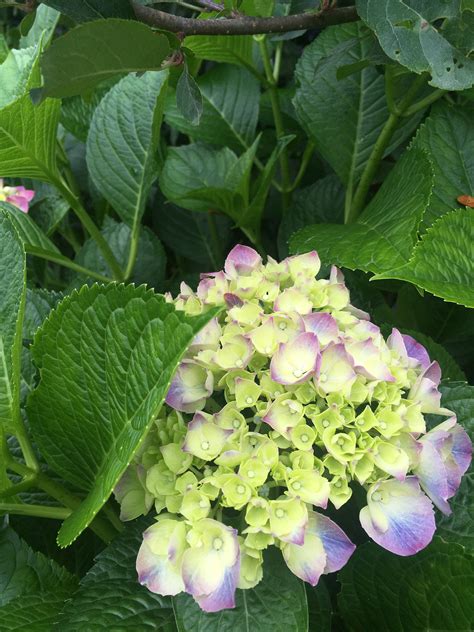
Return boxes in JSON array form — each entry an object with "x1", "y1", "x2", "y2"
[{"x1": 132, "y1": 2, "x2": 359, "y2": 36}]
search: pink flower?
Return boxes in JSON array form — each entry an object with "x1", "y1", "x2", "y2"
[{"x1": 0, "y1": 179, "x2": 35, "y2": 213}]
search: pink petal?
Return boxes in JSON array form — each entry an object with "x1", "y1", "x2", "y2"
[{"x1": 224, "y1": 245, "x2": 262, "y2": 278}]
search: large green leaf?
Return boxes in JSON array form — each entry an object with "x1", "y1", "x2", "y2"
[
  {"x1": 338, "y1": 537, "x2": 474, "y2": 631},
  {"x1": 74, "y1": 219, "x2": 167, "y2": 288},
  {"x1": 42, "y1": 0, "x2": 134, "y2": 22},
  {"x1": 56, "y1": 520, "x2": 176, "y2": 630},
  {"x1": 183, "y1": 33, "x2": 255, "y2": 69},
  {"x1": 436, "y1": 382, "x2": 474, "y2": 551},
  {"x1": 28, "y1": 285, "x2": 221, "y2": 546},
  {"x1": 306, "y1": 581, "x2": 332, "y2": 632},
  {"x1": 357, "y1": 0, "x2": 474, "y2": 90},
  {"x1": 0, "y1": 202, "x2": 59, "y2": 253},
  {"x1": 278, "y1": 175, "x2": 345, "y2": 258},
  {"x1": 39, "y1": 19, "x2": 171, "y2": 98},
  {"x1": 0, "y1": 46, "x2": 37, "y2": 108},
  {"x1": 415, "y1": 103, "x2": 474, "y2": 228},
  {"x1": 0, "y1": 92, "x2": 60, "y2": 182},
  {"x1": 87, "y1": 71, "x2": 168, "y2": 230},
  {"x1": 173, "y1": 550, "x2": 308, "y2": 632},
  {"x1": 165, "y1": 65, "x2": 260, "y2": 153},
  {"x1": 20, "y1": 4, "x2": 60, "y2": 48},
  {"x1": 374, "y1": 210, "x2": 474, "y2": 307},
  {"x1": 159, "y1": 143, "x2": 246, "y2": 217},
  {"x1": 0, "y1": 213, "x2": 26, "y2": 436},
  {"x1": 293, "y1": 23, "x2": 422, "y2": 189},
  {"x1": 0, "y1": 526, "x2": 78, "y2": 630},
  {"x1": 289, "y1": 146, "x2": 433, "y2": 273}
]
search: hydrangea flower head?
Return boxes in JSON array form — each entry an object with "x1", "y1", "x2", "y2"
[
  {"x1": 116, "y1": 245, "x2": 472, "y2": 612},
  {"x1": 0, "y1": 179, "x2": 35, "y2": 213}
]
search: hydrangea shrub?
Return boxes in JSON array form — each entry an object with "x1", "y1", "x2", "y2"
[{"x1": 115, "y1": 245, "x2": 472, "y2": 612}]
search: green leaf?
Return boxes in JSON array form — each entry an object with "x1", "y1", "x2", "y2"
[
  {"x1": 86, "y1": 71, "x2": 168, "y2": 229},
  {"x1": 0, "y1": 92, "x2": 60, "y2": 182},
  {"x1": 0, "y1": 213, "x2": 26, "y2": 435},
  {"x1": 415, "y1": 103, "x2": 474, "y2": 228},
  {"x1": 0, "y1": 526, "x2": 78, "y2": 629},
  {"x1": 28, "y1": 285, "x2": 221, "y2": 546},
  {"x1": 74, "y1": 219, "x2": 167, "y2": 288},
  {"x1": 20, "y1": 4, "x2": 60, "y2": 49},
  {"x1": 436, "y1": 382, "x2": 474, "y2": 551},
  {"x1": 338, "y1": 537, "x2": 474, "y2": 631},
  {"x1": 278, "y1": 175, "x2": 345, "y2": 258},
  {"x1": 0, "y1": 46, "x2": 37, "y2": 108},
  {"x1": 39, "y1": 19, "x2": 171, "y2": 98},
  {"x1": 293, "y1": 23, "x2": 422, "y2": 188},
  {"x1": 155, "y1": 203, "x2": 232, "y2": 269},
  {"x1": 176, "y1": 63, "x2": 203, "y2": 126},
  {"x1": 356, "y1": 0, "x2": 474, "y2": 90},
  {"x1": 165, "y1": 65, "x2": 260, "y2": 152},
  {"x1": 28, "y1": 190, "x2": 69, "y2": 236},
  {"x1": 174, "y1": 549, "x2": 308, "y2": 632},
  {"x1": 183, "y1": 33, "x2": 254, "y2": 69},
  {"x1": 0, "y1": 202, "x2": 59, "y2": 253},
  {"x1": 289, "y1": 146, "x2": 433, "y2": 273},
  {"x1": 159, "y1": 143, "x2": 245, "y2": 216},
  {"x1": 374, "y1": 210, "x2": 474, "y2": 308},
  {"x1": 56, "y1": 520, "x2": 176, "y2": 630},
  {"x1": 306, "y1": 581, "x2": 332, "y2": 632},
  {"x1": 60, "y1": 82, "x2": 115, "y2": 143},
  {"x1": 42, "y1": 0, "x2": 134, "y2": 22}
]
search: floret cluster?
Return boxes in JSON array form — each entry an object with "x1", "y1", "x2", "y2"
[{"x1": 115, "y1": 245, "x2": 471, "y2": 613}]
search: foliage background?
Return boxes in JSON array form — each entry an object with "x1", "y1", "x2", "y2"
[{"x1": 0, "y1": 0, "x2": 473, "y2": 630}]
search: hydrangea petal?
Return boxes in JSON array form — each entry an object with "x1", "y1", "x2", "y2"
[
  {"x1": 303, "y1": 312, "x2": 339, "y2": 346},
  {"x1": 270, "y1": 332, "x2": 319, "y2": 385},
  {"x1": 347, "y1": 339, "x2": 395, "y2": 382},
  {"x1": 225, "y1": 245, "x2": 262, "y2": 278},
  {"x1": 165, "y1": 361, "x2": 213, "y2": 413},
  {"x1": 359, "y1": 478, "x2": 436, "y2": 556},
  {"x1": 315, "y1": 343, "x2": 356, "y2": 394},
  {"x1": 282, "y1": 511, "x2": 354, "y2": 585}
]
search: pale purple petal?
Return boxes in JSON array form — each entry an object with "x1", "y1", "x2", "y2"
[
  {"x1": 165, "y1": 361, "x2": 213, "y2": 413},
  {"x1": 401, "y1": 333, "x2": 430, "y2": 369},
  {"x1": 310, "y1": 512, "x2": 356, "y2": 573},
  {"x1": 194, "y1": 561, "x2": 240, "y2": 612},
  {"x1": 347, "y1": 339, "x2": 395, "y2": 382},
  {"x1": 270, "y1": 332, "x2": 320, "y2": 385},
  {"x1": 359, "y1": 478, "x2": 436, "y2": 556},
  {"x1": 224, "y1": 245, "x2": 262, "y2": 278},
  {"x1": 282, "y1": 511, "x2": 354, "y2": 585},
  {"x1": 282, "y1": 533, "x2": 327, "y2": 586},
  {"x1": 415, "y1": 439, "x2": 451, "y2": 514},
  {"x1": 303, "y1": 312, "x2": 339, "y2": 346}
]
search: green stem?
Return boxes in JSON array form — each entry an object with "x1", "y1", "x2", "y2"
[
  {"x1": 242, "y1": 227, "x2": 266, "y2": 258},
  {"x1": 347, "y1": 73, "x2": 427, "y2": 223},
  {"x1": 52, "y1": 177, "x2": 124, "y2": 281},
  {"x1": 0, "y1": 503, "x2": 71, "y2": 520},
  {"x1": 25, "y1": 244, "x2": 115, "y2": 284},
  {"x1": 401, "y1": 89, "x2": 445, "y2": 117},
  {"x1": 12, "y1": 417, "x2": 40, "y2": 473},
  {"x1": 7, "y1": 459, "x2": 117, "y2": 544},
  {"x1": 258, "y1": 37, "x2": 292, "y2": 213},
  {"x1": 289, "y1": 140, "x2": 315, "y2": 192},
  {"x1": 123, "y1": 221, "x2": 141, "y2": 281}
]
